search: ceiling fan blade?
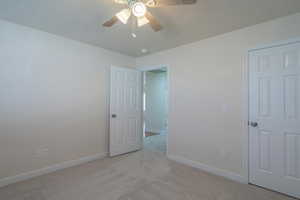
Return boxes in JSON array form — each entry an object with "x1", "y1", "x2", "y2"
[
  {"x1": 145, "y1": 11, "x2": 162, "y2": 32},
  {"x1": 137, "y1": 16, "x2": 149, "y2": 27},
  {"x1": 114, "y1": 0, "x2": 128, "y2": 4},
  {"x1": 145, "y1": 0, "x2": 196, "y2": 7},
  {"x1": 103, "y1": 16, "x2": 118, "y2": 27}
]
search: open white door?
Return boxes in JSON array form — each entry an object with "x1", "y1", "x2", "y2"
[
  {"x1": 109, "y1": 66, "x2": 142, "y2": 157},
  {"x1": 249, "y1": 42, "x2": 300, "y2": 198}
]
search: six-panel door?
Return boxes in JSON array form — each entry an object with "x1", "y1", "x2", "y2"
[
  {"x1": 249, "y1": 42, "x2": 300, "y2": 198},
  {"x1": 110, "y1": 66, "x2": 142, "y2": 157}
]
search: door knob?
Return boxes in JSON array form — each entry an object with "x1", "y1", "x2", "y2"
[
  {"x1": 112, "y1": 114, "x2": 117, "y2": 118},
  {"x1": 249, "y1": 121, "x2": 258, "y2": 127}
]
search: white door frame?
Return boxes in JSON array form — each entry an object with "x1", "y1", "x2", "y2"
[
  {"x1": 136, "y1": 65, "x2": 170, "y2": 155},
  {"x1": 243, "y1": 38, "x2": 300, "y2": 184}
]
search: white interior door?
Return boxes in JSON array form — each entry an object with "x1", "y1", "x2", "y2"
[
  {"x1": 249, "y1": 42, "x2": 300, "y2": 198},
  {"x1": 110, "y1": 66, "x2": 142, "y2": 156}
]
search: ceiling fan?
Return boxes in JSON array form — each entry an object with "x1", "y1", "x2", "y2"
[{"x1": 103, "y1": 0, "x2": 197, "y2": 32}]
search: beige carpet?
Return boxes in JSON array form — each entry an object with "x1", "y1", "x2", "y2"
[{"x1": 0, "y1": 149, "x2": 296, "y2": 200}]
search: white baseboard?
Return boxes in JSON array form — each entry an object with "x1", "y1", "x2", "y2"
[
  {"x1": 167, "y1": 154, "x2": 248, "y2": 184},
  {"x1": 0, "y1": 152, "x2": 107, "y2": 188}
]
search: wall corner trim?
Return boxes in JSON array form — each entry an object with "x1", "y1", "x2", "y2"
[
  {"x1": 0, "y1": 152, "x2": 108, "y2": 188},
  {"x1": 167, "y1": 154, "x2": 248, "y2": 184}
]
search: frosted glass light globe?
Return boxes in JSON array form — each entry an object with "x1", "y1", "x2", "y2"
[{"x1": 132, "y1": 2, "x2": 147, "y2": 17}]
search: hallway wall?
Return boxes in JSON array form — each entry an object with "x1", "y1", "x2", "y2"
[{"x1": 144, "y1": 71, "x2": 168, "y2": 133}]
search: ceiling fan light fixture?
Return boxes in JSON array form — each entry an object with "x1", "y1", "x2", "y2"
[
  {"x1": 131, "y1": 33, "x2": 137, "y2": 38},
  {"x1": 116, "y1": 9, "x2": 131, "y2": 24},
  {"x1": 137, "y1": 16, "x2": 149, "y2": 27},
  {"x1": 132, "y1": 2, "x2": 147, "y2": 17}
]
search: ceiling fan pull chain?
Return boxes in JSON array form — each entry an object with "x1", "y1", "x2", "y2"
[{"x1": 131, "y1": 17, "x2": 137, "y2": 38}]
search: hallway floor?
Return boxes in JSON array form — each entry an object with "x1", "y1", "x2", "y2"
[{"x1": 144, "y1": 131, "x2": 167, "y2": 153}]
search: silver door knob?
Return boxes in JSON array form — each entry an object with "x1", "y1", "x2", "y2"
[
  {"x1": 250, "y1": 122, "x2": 258, "y2": 127},
  {"x1": 112, "y1": 114, "x2": 117, "y2": 118}
]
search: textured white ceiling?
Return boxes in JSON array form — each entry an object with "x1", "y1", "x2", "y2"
[{"x1": 0, "y1": 0, "x2": 300, "y2": 57}]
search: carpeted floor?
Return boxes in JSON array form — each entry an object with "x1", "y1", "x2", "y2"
[{"x1": 0, "y1": 148, "x2": 297, "y2": 200}]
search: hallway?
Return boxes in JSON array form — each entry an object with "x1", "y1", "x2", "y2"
[{"x1": 144, "y1": 131, "x2": 167, "y2": 153}]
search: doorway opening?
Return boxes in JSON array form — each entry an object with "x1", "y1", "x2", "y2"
[{"x1": 142, "y1": 67, "x2": 168, "y2": 154}]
